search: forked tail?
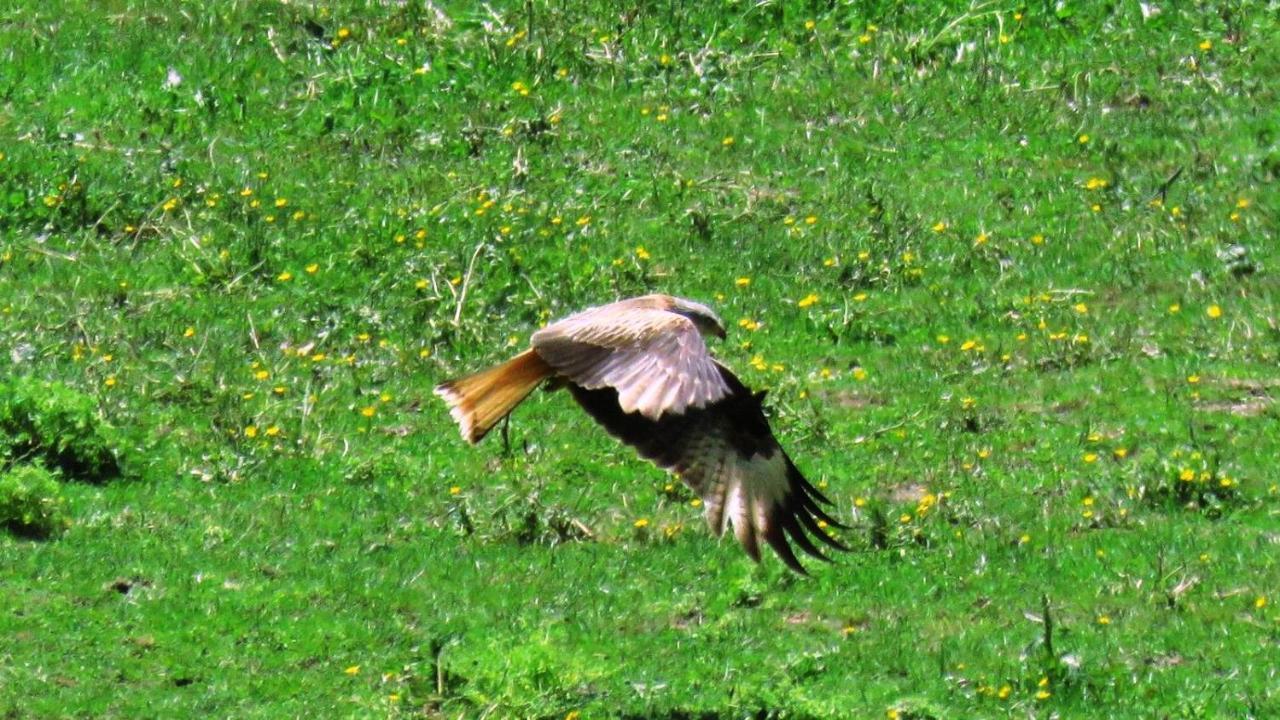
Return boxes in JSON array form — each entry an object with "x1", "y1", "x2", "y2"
[{"x1": 434, "y1": 349, "x2": 553, "y2": 443}]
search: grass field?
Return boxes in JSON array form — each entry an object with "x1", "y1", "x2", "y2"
[{"x1": 2, "y1": 1, "x2": 1278, "y2": 717}]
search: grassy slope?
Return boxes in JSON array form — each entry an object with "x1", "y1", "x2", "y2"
[{"x1": 1, "y1": 1, "x2": 1278, "y2": 717}]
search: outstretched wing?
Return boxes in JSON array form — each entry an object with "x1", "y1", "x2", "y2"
[
  {"x1": 566, "y1": 364, "x2": 847, "y2": 573},
  {"x1": 531, "y1": 303, "x2": 730, "y2": 420}
]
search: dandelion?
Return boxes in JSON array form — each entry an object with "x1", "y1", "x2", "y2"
[
  {"x1": 239, "y1": 187, "x2": 253, "y2": 197},
  {"x1": 277, "y1": 271, "x2": 293, "y2": 282},
  {"x1": 853, "y1": 292, "x2": 868, "y2": 302},
  {"x1": 804, "y1": 19, "x2": 816, "y2": 30},
  {"x1": 1169, "y1": 303, "x2": 1181, "y2": 314},
  {"x1": 305, "y1": 263, "x2": 319, "y2": 274},
  {"x1": 937, "y1": 334, "x2": 950, "y2": 344},
  {"x1": 344, "y1": 665, "x2": 360, "y2": 675},
  {"x1": 722, "y1": 136, "x2": 735, "y2": 148},
  {"x1": 1030, "y1": 234, "x2": 1045, "y2": 245},
  {"x1": 265, "y1": 426, "x2": 281, "y2": 437},
  {"x1": 852, "y1": 367, "x2": 868, "y2": 381},
  {"x1": 960, "y1": 339, "x2": 978, "y2": 351},
  {"x1": 183, "y1": 326, "x2": 196, "y2": 338},
  {"x1": 254, "y1": 369, "x2": 270, "y2": 381},
  {"x1": 797, "y1": 293, "x2": 819, "y2": 308},
  {"x1": 104, "y1": 376, "x2": 117, "y2": 388},
  {"x1": 931, "y1": 221, "x2": 947, "y2": 233},
  {"x1": 804, "y1": 215, "x2": 817, "y2": 225},
  {"x1": 1084, "y1": 453, "x2": 1098, "y2": 463},
  {"x1": 1019, "y1": 533, "x2": 1031, "y2": 544},
  {"x1": 274, "y1": 197, "x2": 288, "y2": 208},
  {"x1": 1206, "y1": 304, "x2": 1222, "y2": 319},
  {"x1": 244, "y1": 425, "x2": 258, "y2": 438},
  {"x1": 449, "y1": 486, "x2": 461, "y2": 495},
  {"x1": 633, "y1": 518, "x2": 650, "y2": 529},
  {"x1": 1179, "y1": 468, "x2": 1195, "y2": 481},
  {"x1": 511, "y1": 80, "x2": 530, "y2": 96},
  {"x1": 635, "y1": 246, "x2": 650, "y2": 261},
  {"x1": 974, "y1": 232, "x2": 989, "y2": 246},
  {"x1": 738, "y1": 318, "x2": 760, "y2": 332},
  {"x1": 997, "y1": 684, "x2": 1012, "y2": 700},
  {"x1": 1085, "y1": 177, "x2": 1108, "y2": 190},
  {"x1": 1074, "y1": 302, "x2": 1088, "y2": 314},
  {"x1": 690, "y1": 498, "x2": 702, "y2": 508},
  {"x1": 1199, "y1": 39, "x2": 1212, "y2": 51},
  {"x1": 360, "y1": 406, "x2": 376, "y2": 418},
  {"x1": 1078, "y1": 133, "x2": 1090, "y2": 144},
  {"x1": 1257, "y1": 596, "x2": 1268, "y2": 609},
  {"x1": 1097, "y1": 614, "x2": 1111, "y2": 625},
  {"x1": 1187, "y1": 374, "x2": 1200, "y2": 384},
  {"x1": 859, "y1": 33, "x2": 872, "y2": 44}
]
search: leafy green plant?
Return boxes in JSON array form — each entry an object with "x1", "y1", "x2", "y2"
[
  {"x1": 0, "y1": 463, "x2": 68, "y2": 539},
  {"x1": 0, "y1": 377, "x2": 121, "y2": 483}
]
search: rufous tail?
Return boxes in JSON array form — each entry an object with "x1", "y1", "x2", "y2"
[{"x1": 434, "y1": 349, "x2": 553, "y2": 443}]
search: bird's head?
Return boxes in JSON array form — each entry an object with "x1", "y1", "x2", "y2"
[{"x1": 667, "y1": 296, "x2": 726, "y2": 340}]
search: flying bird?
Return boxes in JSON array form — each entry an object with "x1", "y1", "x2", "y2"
[{"x1": 434, "y1": 294, "x2": 846, "y2": 573}]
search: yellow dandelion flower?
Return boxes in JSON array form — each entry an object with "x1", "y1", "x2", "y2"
[
  {"x1": 244, "y1": 425, "x2": 258, "y2": 438},
  {"x1": 1256, "y1": 596, "x2": 1267, "y2": 609},
  {"x1": 797, "y1": 293, "x2": 819, "y2": 308},
  {"x1": 1206, "y1": 304, "x2": 1222, "y2": 319},
  {"x1": 360, "y1": 406, "x2": 376, "y2": 418},
  {"x1": 344, "y1": 664, "x2": 359, "y2": 675},
  {"x1": 1097, "y1": 614, "x2": 1111, "y2": 625},
  {"x1": 1078, "y1": 133, "x2": 1090, "y2": 144},
  {"x1": 1168, "y1": 303, "x2": 1181, "y2": 314},
  {"x1": 277, "y1": 271, "x2": 293, "y2": 282},
  {"x1": 104, "y1": 376, "x2": 117, "y2": 388},
  {"x1": 635, "y1": 246, "x2": 650, "y2": 260},
  {"x1": 1199, "y1": 39, "x2": 1212, "y2": 51},
  {"x1": 183, "y1": 326, "x2": 196, "y2": 338},
  {"x1": 265, "y1": 426, "x2": 281, "y2": 437},
  {"x1": 722, "y1": 136, "x2": 735, "y2": 147},
  {"x1": 931, "y1": 221, "x2": 947, "y2": 233},
  {"x1": 735, "y1": 277, "x2": 751, "y2": 287},
  {"x1": 633, "y1": 518, "x2": 650, "y2": 529}
]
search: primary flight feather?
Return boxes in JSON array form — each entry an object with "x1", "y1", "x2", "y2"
[{"x1": 434, "y1": 293, "x2": 847, "y2": 573}]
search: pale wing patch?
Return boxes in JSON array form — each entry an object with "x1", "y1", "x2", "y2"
[
  {"x1": 532, "y1": 307, "x2": 729, "y2": 418},
  {"x1": 564, "y1": 369, "x2": 847, "y2": 574}
]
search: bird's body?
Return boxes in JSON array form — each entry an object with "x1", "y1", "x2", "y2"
[{"x1": 434, "y1": 294, "x2": 845, "y2": 573}]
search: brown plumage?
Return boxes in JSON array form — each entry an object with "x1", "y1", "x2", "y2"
[{"x1": 434, "y1": 294, "x2": 847, "y2": 573}]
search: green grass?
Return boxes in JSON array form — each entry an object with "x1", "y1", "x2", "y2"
[{"x1": 2, "y1": 1, "x2": 1278, "y2": 717}]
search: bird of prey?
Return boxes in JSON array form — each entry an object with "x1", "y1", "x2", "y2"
[{"x1": 434, "y1": 294, "x2": 846, "y2": 573}]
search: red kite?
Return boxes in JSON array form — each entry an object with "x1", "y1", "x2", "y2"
[{"x1": 435, "y1": 294, "x2": 846, "y2": 572}]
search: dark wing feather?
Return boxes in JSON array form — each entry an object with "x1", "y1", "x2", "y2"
[{"x1": 567, "y1": 363, "x2": 847, "y2": 574}]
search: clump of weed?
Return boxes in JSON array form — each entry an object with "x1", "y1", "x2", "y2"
[
  {"x1": 0, "y1": 463, "x2": 69, "y2": 539},
  {"x1": 0, "y1": 377, "x2": 122, "y2": 483}
]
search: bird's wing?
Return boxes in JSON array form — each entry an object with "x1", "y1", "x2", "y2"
[
  {"x1": 566, "y1": 364, "x2": 847, "y2": 574},
  {"x1": 532, "y1": 304, "x2": 729, "y2": 419}
]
